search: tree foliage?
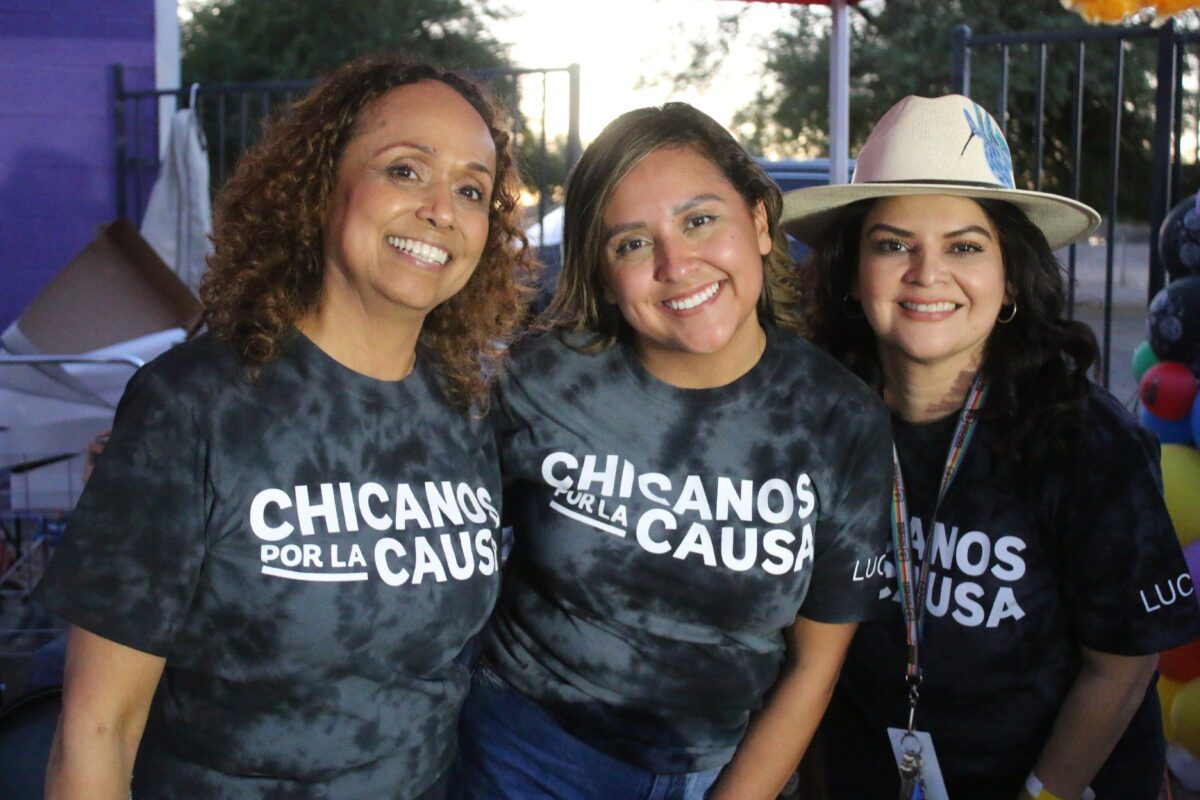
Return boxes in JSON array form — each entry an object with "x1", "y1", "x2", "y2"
[
  {"x1": 181, "y1": 0, "x2": 512, "y2": 82},
  {"x1": 180, "y1": 0, "x2": 568, "y2": 206},
  {"x1": 683, "y1": 0, "x2": 1174, "y2": 219}
]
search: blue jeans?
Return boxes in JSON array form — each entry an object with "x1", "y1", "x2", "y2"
[{"x1": 452, "y1": 667, "x2": 724, "y2": 800}]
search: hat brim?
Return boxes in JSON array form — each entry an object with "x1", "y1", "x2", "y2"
[{"x1": 781, "y1": 183, "x2": 1101, "y2": 252}]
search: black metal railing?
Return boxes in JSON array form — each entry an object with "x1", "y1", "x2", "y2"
[
  {"x1": 112, "y1": 63, "x2": 582, "y2": 243},
  {"x1": 951, "y1": 21, "x2": 1196, "y2": 390}
]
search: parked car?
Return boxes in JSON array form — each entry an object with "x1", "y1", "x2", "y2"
[{"x1": 758, "y1": 157, "x2": 855, "y2": 194}]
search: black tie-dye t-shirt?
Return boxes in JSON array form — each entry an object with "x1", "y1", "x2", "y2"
[
  {"x1": 482, "y1": 325, "x2": 893, "y2": 772},
  {"x1": 824, "y1": 386, "x2": 1200, "y2": 798},
  {"x1": 35, "y1": 332, "x2": 502, "y2": 800}
]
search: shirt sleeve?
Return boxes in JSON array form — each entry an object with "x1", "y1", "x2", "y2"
[
  {"x1": 33, "y1": 365, "x2": 209, "y2": 657},
  {"x1": 800, "y1": 395, "x2": 894, "y2": 624},
  {"x1": 1057, "y1": 394, "x2": 1200, "y2": 655}
]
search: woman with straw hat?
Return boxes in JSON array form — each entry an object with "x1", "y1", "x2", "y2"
[{"x1": 784, "y1": 95, "x2": 1200, "y2": 800}]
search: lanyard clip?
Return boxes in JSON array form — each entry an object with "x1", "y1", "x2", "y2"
[{"x1": 905, "y1": 672, "x2": 922, "y2": 732}]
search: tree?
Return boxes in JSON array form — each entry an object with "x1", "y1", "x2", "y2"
[
  {"x1": 179, "y1": 0, "x2": 565, "y2": 210},
  {"x1": 181, "y1": 0, "x2": 512, "y2": 82},
  {"x1": 679, "y1": 0, "x2": 1165, "y2": 219}
]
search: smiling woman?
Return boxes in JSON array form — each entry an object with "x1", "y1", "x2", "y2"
[
  {"x1": 200, "y1": 56, "x2": 534, "y2": 407},
  {"x1": 786, "y1": 94, "x2": 1200, "y2": 800},
  {"x1": 454, "y1": 102, "x2": 894, "y2": 800},
  {"x1": 34, "y1": 54, "x2": 535, "y2": 800},
  {"x1": 598, "y1": 146, "x2": 772, "y2": 387},
  {"x1": 854, "y1": 195, "x2": 1009, "y2": 406},
  {"x1": 306, "y1": 79, "x2": 499, "y2": 379}
]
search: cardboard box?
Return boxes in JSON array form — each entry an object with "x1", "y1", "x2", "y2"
[
  {"x1": 4, "y1": 218, "x2": 201, "y2": 355},
  {"x1": 0, "y1": 220, "x2": 200, "y2": 512}
]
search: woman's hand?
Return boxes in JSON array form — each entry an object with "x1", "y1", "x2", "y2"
[
  {"x1": 81, "y1": 431, "x2": 110, "y2": 486},
  {"x1": 45, "y1": 626, "x2": 165, "y2": 800},
  {"x1": 1017, "y1": 646, "x2": 1158, "y2": 800},
  {"x1": 707, "y1": 617, "x2": 857, "y2": 800}
]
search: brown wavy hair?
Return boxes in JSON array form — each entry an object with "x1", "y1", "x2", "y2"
[
  {"x1": 200, "y1": 53, "x2": 537, "y2": 411},
  {"x1": 543, "y1": 102, "x2": 802, "y2": 349},
  {"x1": 800, "y1": 197, "x2": 1099, "y2": 458}
]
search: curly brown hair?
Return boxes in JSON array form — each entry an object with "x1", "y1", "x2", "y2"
[
  {"x1": 199, "y1": 53, "x2": 537, "y2": 410},
  {"x1": 544, "y1": 102, "x2": 802, "y2": 349}
]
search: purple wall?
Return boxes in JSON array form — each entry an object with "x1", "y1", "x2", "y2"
[{"x1": 0, "y1": 0, "x2": 156, "y2": 330}]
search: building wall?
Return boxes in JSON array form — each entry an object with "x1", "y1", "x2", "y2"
[{"x1": 0, "y1": 0, "x2": 156, "y2": 330}]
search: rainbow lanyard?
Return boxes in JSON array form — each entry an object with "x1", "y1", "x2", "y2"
[{"x1": 890, "y1": 373, "x2": 988, "y2": 729}]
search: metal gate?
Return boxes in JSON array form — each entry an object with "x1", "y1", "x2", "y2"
[
  {"x1": 951, "y1": 20, "x2": 1200, "y2": 393},
  {"x1": 112, "y1": 63, "x2": 582, "y2": 251}
]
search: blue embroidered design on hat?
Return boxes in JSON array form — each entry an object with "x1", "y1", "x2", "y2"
[{"x1": 961, "y1": 103, "x2": 1015, "y2": 189}]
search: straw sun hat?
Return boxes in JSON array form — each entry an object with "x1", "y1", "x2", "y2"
[{"x1": 780, "y1": 94, "x2": 1101, "y2": 250}]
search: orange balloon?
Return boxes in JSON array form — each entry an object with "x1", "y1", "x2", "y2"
[
  {"x1": 1064, "y1": 0, "x2": 1200, "y2": 23},
  {"x1": 1161, "y1": 639, "x2": 1200, "y2": 682}
]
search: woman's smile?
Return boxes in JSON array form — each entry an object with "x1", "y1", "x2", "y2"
[
  {"x1": 661, "y1": 280, "x2": 724, "y2": 313},
  {"x1": 385, "y1": 235, "x2": 451, "y2": 268}
]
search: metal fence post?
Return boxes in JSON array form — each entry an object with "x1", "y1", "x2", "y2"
[
  {"x1": 1149, "y1": 19, "x2": 1178, "y2": 303},
  {"x1": 111, "y1": 64, "x2": 127, "y2": 220},
  {"x1": 952, "y1": 25, "x2": 973, "y2": 95},
  {"x1": 1067, "y1": 41, "x2": 1086, "y2": 318},
  {"x1": 567, "y1": 63, "x2": 582, "y2": 172},
  {"x1": 1103, "y1": 39, "x2": 1126, "y2": 389},
  {"x1": 1172, "y1": 45, "x2": 1185, "y2": 208}
]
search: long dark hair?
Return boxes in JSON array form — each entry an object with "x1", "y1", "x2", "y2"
[{"x1": 800, "y1": 197, "x2": 1099, "y2": 457}]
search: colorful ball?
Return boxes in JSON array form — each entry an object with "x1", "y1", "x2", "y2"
[
  {"x1": 1163, "y1": 444, "x2": 1200, "y2": 546},
  {"x1": 1163, "y1": 674, "x2": 1187, "y2": 741},
  {"x1": 1194, "y1": 392, "x2": 1200, "y2": 446},
  {"x1": 1186, "y1": 540, "x2": 1200, "y2": 586},
  {"x1": 1140, "y1": 405, "x2": 1196, "y2": 446},
  {"x1": 1148, "y1": 276, "x2": 1200, "y2": 371},
  {"x1": 1173, "y1": 679, "x2": 1200, "y2": 756},
  {"x1": 1161, "y1": 640, "x2": 1200, "y2": 682},
  {"x1": 1159, "y1": 193, "x2": 1200, "y2": 280},
  {"x1": 1169, "y1": 742, "x2": 1200, "y2": 791},
  {"x1": 1141, "y1": 362, "x2": 1200, "y2": 421},
  {"x1": 1133, "y1": 340, "x2": 1160, "y2": 383}
]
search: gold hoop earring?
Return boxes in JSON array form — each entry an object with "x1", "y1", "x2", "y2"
[{"x1": 997, "y1": 301, "x2": 1018, "y2": 324}]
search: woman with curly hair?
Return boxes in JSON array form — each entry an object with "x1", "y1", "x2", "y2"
[
  {"x1": 454, "y1": 102, "x2": 893, "y2": 800},
  {"x1": 783, "y1": 95, "x2": 1200, "y2": 800},
  {"x1": 36, "y1": 53, "x2": 534, "y2": 799}
]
